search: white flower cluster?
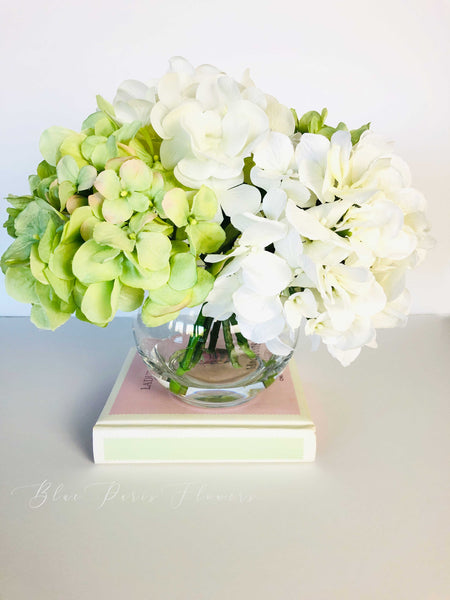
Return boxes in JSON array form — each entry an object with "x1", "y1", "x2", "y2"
[{"x1": 113, "y1": 58, "x2": 433, "y2": 366}]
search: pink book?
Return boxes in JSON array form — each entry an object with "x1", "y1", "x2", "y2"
[{"x1": 93, "y1": 349, "x2": 316, "y2": 463}]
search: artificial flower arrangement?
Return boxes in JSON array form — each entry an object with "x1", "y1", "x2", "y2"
[{"x1": 1, "y1": 56, "x2": 432, "y2": 375}]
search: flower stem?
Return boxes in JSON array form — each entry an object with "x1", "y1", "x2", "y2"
[{"x1": 222, "y1": 318, "x2": 241, "y2": 368}]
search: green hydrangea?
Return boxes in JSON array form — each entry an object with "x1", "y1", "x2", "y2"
[{"x1": 1, "y1": 97, "x2": 226, "y2": 330}]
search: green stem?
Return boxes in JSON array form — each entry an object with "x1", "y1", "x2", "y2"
[
  {"x1": 229, "y1": 315, "x2": 256, "y2": 359},
  {"x1": 222, "y1": 319, "x2": 241, "y2": 368},
  {"x1": 208, "y1": 320, "x2": 222, "y2": 353}
]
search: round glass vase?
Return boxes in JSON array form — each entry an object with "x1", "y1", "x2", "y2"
[{"x1": 133, "y1": 306, "x2": 296, "y2": 408}]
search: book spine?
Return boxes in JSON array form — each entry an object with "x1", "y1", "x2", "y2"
[{"x1": 93, "y1": 426, "x2": 316, "y2": 464}]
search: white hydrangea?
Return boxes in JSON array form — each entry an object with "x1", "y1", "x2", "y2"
[{"x1": 149, "y1": 57, "x2": 293, "y2": 190}]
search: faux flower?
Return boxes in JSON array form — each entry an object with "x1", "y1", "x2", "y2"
[{"x1": 1, "y1": 57, "x2": 433, "y2": 368}]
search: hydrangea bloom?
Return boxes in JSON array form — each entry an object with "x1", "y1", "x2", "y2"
[{"x1": 1, "y1": 58, "x2": 433, "y2": 367}]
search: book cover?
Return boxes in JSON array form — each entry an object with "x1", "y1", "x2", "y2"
[{"x1": 93, "y1": 349, "x2": 316, "y2": 463}]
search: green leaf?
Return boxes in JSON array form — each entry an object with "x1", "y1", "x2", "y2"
[
  {"x1": 39, "y1": 126, "x2": 74, "y2": 166},
  {"x1": 136, "y1": 232, "x2": 171, "y2": 271},
  {"x1": 162, "y1": 188, "x2": 189, "y2": 227},
  {"x1": 191, "y1": 186, "x2": 218, "y2": 221},
  {"x1": 113, "y1": 121, "x2": 141, "y2": 143},
  {"x1": 168, "y1": 252, "x2": 197, "y2": 291},
  {"x1": 56, "y1": 155, "x2": 79, "y2": 184},
  {"x1": 72, "y1": 239, "x2": 123, "y2": 284},
  {"x1": 350, "y1": 122, "x2": 371, "y2": 145},
  {"x1": 93, "y1": 221, "x2": 135, "y2": 253},
  {"x1": 186, "y1": 222, "x2": 226, "y2": 254},
  {"x1": 117, "y1": 284, "x2": 144, "y2": 312},
  {"x1": 5, "y1": 264, "x2": 39, "y2": 303},
  {"x1": 81, "y1": 279, "x2": 121, "y2": 324},
  {"x1": 1, "y1": 237, "x2": 34, "y2": 272},
  {"x1": 96, "y1": 95, "x2": 117, "y2": 120},
  {"x1": 37, "y1": 161, "x2": 56, "y2": 180}
]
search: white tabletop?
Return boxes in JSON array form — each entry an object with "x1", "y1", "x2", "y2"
[{"x1": 0, "y1": 315, "x2": 449, "y2": 599}]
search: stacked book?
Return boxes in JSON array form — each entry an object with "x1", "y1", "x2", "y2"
[{"x1": 93, "y1": 349, "x2": 316, "y2": 463}]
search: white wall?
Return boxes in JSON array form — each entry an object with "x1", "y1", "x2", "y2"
[{"x1": 1, "y1": 0, "x2": 449, "y2": 315}]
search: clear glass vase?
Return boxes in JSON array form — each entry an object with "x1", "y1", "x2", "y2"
[{"x1": 133, "y1": 306, "x2": 296, "y2": 408}]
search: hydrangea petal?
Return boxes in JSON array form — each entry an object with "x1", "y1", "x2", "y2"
[
  {"x1": 95, "y1": 169, "x2": 121, "y2": 200},
  {"x1": 119, "y1": 159, "x2": 153, "y2": 191},
  {"x1": 136, "y1": 232, "x2": 171, "y2": 271}
]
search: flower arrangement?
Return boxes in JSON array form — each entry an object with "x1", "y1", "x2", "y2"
[{"x1": 1, "y1": 57, "x2": 432, "y2": 367}]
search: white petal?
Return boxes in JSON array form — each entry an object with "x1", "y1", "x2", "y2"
[
  {"x1": 240, "y1": 251, "x2": 292, "y2": 295},
  {"x1": 253, "y1": 131, "x2": 294, "y2": 173},
  {"x1": 295, "y1": 133, "x2": 331, "y2": 201},
  {"x1": 328, "y1": 130, "x2": 352, "y2": 186},
  {"x1": 218, "y1": 185, "x2": 261, "y2": 217},
  {"x1": 233, "y1": 287, "x2": 283, "y2": 321},
  {"x1": 265, "y1": 95, "x2": 295, "y2": 136},
  {"x1": 262, "y1": 188, "x2": 287, "y2": 220},
  {"x1": 239, "y1": 216, "x2": 287, "y2": 248},
  {"x1": 265, "y1": 336, "x2": 294, "y2": 356}
]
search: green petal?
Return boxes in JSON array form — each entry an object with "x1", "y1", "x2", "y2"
[
  {"x1": 140, "y1": 305, "x2": 181, "y2": 327},
  {"x1": 30, "y1": 303, "x2": 71, "y2": 330},
  {"x1": 39, "y1": 126, "x2": 74, "y2": 166},
  {"x1": 59, "y1": 133, "x2": 88, "y2": 167},
  {"x1": 119, "y1": 159, "x2": 153, "y2": 191},
  {"x1": 81, "y1": 279, "x2": 121, "y2": 324},
  {"x1": 102, "y1": 196, "x2": 134, "y2": 224},
  {"x1": 1, "y1": 237, "x2": 34, "y2": 272},
  {"x1": 38, "y1": 219, "x2": 57, "y2": 263},
  {"x1": 120, "y1": 258, "x2": 170, "y2": 290},
  {"x1": 30, "y1": 244, "x2": 48, "y2": 285},
  {"x1": 93, "y1": 221, "x2": 135, "y2": 253},
  {"x1": 48, "y1": 242, "x2": 80, "y2": 280},
  {"x1": 56, "y1": 155, "x2": 79, "y2": 184},
  {"x1": 186, "y1": 222, "x2": 226, "y2": 255},
  {"x1": 162, "y1": 188, "x2": 189, "y2": 227},
  {"x1": 66, "y1": 195, "x2": 88, "y2": 214},
  {"x1": 188, "y1": 268, "x2": 215, "y2": 307},
  {"x1": 44, "y1": 267, "x2": 73, "y2": 303},
  {"x1": 136, "y1": 232, "x2": 171, "y2": 271},
  {"x1": 192, "y1": 186, "x2": 218, "y2": 221},
  {"x1": 81, "y1": 135, "x2": 107, "y2": 161},
  {"x1": 168, "y1": 252, "x2": 197, "y2": 291},
  {"x1": 95, "y1": 169, "x2": 121, "y2": 200},
  {"x1": 141, "y1": 296, "x2": 187, "y2": 321},
  {"x1": 72, "y1": 239, "x2": 123, "y2": 284},
  {"x1": 78, "y1": 165, "x2": 97, "y2": 191},
  {"x1": 128, "y1": 191, "x2": 150, "y2": 212},
  {"x1": 148, "y1": 284, "x2": 192, "y2": 307},
  {"x1": 58, "y1": 181, "x2": 77, "y2": 211},
  {"x1": 80, "y1": 216, "x2": 101, "y2": 241},
  {"x1": 60, "y1": 206, "x2": 94, "y2": 244},
  {"x1": 5, "y1": 264, "x2": 39, "y2": 303},
  {"x1": 117, "y1": 284, "x2": 144, "y2": 312}
]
